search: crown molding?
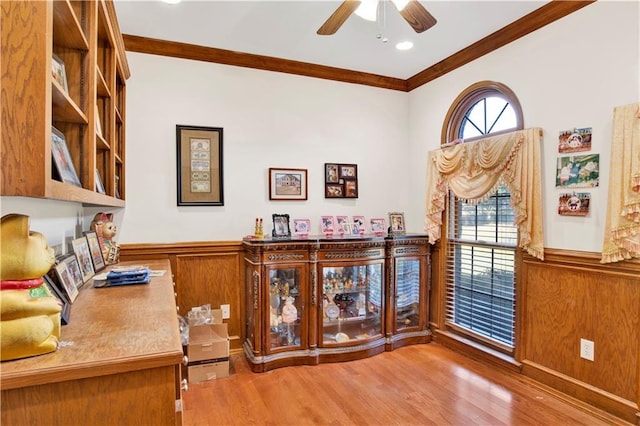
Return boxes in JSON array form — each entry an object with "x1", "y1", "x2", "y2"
[{"x1": 122, "y1": 1, "x2": 595, "y2": 93}]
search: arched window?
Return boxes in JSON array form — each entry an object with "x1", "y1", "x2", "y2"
[{"x1": 442, "y1": 81, "x2": 524, "y2": 352}]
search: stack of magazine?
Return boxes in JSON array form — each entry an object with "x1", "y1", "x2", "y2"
[{"x1": 95, "y1": 265, "x2": 151, "y2": 288}]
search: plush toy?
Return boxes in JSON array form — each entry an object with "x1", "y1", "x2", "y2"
[
  {"x1": 0, "y1": 214, "x2": 61, "y2": 361},
  {"x1": 90, "y1": 212, "x2": 119, "y2": 264}
]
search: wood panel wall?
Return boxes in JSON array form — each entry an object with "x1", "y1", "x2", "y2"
[
  {"x1": 122, "y1": 241, "x2": 639, "y2": 423},
  {"x1": 520, "y1": 249, "x2": 640, "y2": 424},
  {"x1": 120, "y1": 242, "x2": 245, "y2": 352}
]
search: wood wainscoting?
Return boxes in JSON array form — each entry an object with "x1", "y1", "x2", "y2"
[
  {"x1": 120, "y1": 241, "x2": 245, "y2": 353},
  {"x1": 520, "y1": 249, "x2": 640, "y2": 424}
]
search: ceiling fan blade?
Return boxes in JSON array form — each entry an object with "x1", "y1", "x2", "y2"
[
  {"x1": 317, "y1": 0, "x2": 362, "y2": 35},
  {"x1": 399, "y1": 0, "x2": 437, "y2": 33}
]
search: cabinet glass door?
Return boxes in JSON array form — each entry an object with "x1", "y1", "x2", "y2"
[
  {"x1": 268, "y1": 267, "x2": 303, "y2": 351},
  {"x1": 395, "y1": 258, "x2": 421, "y2": 331},
  {"x1": 320, "y1": 262, "x2": 383, "y2": 345}
]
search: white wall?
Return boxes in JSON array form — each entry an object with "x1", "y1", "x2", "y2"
[
  {"x1": 408, "y1": 0, "x2": 639, "y2": 252},
  {"x1": 119, "y1": 55, "x2": 410, "y2": 243},
  {"x1": 2, "y1": 1, "x2": 637, "y2": 252}
]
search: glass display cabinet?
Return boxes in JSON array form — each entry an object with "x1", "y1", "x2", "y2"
[
  {"x1": 243, "y1": 234, "x2": 430, "y2": 372},
  {"x1": 320, "y1": 263, "x2": 383, "y2": 345}
]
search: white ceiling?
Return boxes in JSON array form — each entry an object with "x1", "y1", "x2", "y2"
[{"x1": 114, "y1": 0, "x2": 548, "y2": 80}]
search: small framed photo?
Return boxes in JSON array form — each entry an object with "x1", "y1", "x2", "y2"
[
  {"x1": 345, "y1": 180, "x2": 358, "y2": 198},
  {"x1": 370, "y1": 218, "x2": 386, "y2": 235},
  {"x1": 53, "y1": 255, "x2": 81, "y2": 303},
  {"x1": 95, "y1": 169, "x2": 106, "y2": 194},
  {"x1": 335, "y1": 215, "x2": 349, "y2": 234},
  {"x1": 339, "y1": 164, "x2": 357, "y2": 178},
  {"x1": 83, "y1": 230, "x2": 106, "y2": 272},
  {"x1": 352, "y1": 215, "x2": 366, "y2": 234},
  {"x1": 325, "y1": 163, "x2": 339, "y2": 183},
  {"x1": 272, "y1": 213, "x2": 291, "y2": 238},
  {"x1": 320, "y1": 215, "x2": 335, "y2": 234},
  {"x1": 43, "y1": 274, "x2": 71, "y2": 325},
  {"x1": 51, "y1": 53, "x2": 68, "y2": 94},
  {"x1": 51, "y1": 126, "x2": 82, "y2": 187},
  {"x1": 176, "y1": 125, "x2": 224, "y2": 206},
  {"x1": 389, "y1": 212, "x2": 406, "y2": 234},
  {"x1": 293, "y1": 218, "x2": 311, "y2": 236},
  {"x1": 325, "y1": 184, "x2": 343, "y2": 198},
  {"x1": 269, "y1": 168, "x2": 308, "y2": 201},
  {"x1": 558, "y1": 192, "x2": 591, "y2": 216},
  {"x1": 341, "y1": 222, "x2": 353, "y2": 235},
  {"x1": 71, "y1": 237, "x2": 96, "y2": 284}
]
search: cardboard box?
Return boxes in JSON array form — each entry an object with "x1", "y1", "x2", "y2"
[
  {"x1": 187, "y1": 359, "x2": 229, "y2": 383},
  {"x1": 187, "y1": 322, "x2": 229, "y2": 362}
]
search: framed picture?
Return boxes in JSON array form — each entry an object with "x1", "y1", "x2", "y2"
[
  {"x1": 83, "y1": 230, "x2": 106, "y2": 272},
  {"x1": 176, "y1": 125, "x2": 224, "y2": 206},
  {"x1": 325, "y1": 164, "x2": 339, "y2": 183},
  {"x1": 51, "y1": 53, "x2": 68, "y2": 94},
  {"x1": 389, "y1": 212, "x2": 406, "y2": 234},
  {"x1": 339, "y1": 164, "x2": 357, "y2": 178},
  {"x1": 324, "y1": 163, "x2": 358, "y2": 199},
  {"x1": 325, "y1": 184, "x2": 343, "y2": 198},
  {"x1": 272, "y1": 213, "x2": 291, "y2": 238},
  {"x1": 556, "y1": 154, "x2": 600, "y2": 188},
  {"x1": 558, "y1": 127, "x2": 592, "y2": 153},
  {"x1": 341, "y1": 222, "x2": 353, "y2": 235},
  {"x1": 320, "y1": 215, "x2": 335, "y2": 234},
  {"x1": 51, "y1": 126, "x2": 82, "y2": 187},
  {"x1": 269, "y1": 168, "x2": 308, "y2": 201},
  {"x1": 43, "y1": 274, "x2": 71, "y2": 325},
  {"x1": 345, "y1": 180, "x2": 358, "y2": 198},
  {"x1": 95, "y1": 169, "x2": 106, "y2": 194},
  {"x1": 71, "y1": 237, "x2": 95, "y2": 284},
  {"x1": 352, "y1": 215, "x2": 366, "y2": 234},
  {"x1": 53, "y1": 255, "x2": 80, "y2": 303},
  {"x1": 293, "y1": 218, "x2": 311, "y2": 236},
  {"x1": 336, "y1": 215, "x2": 349, "y2": 234},
  {"x1": 370, "y1": 218, "x2": 386, "y2": 235},
  {"x1": 558, "y1": 192, "x2": 591, "y2": 216}
]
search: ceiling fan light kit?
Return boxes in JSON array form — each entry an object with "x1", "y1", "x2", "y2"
[{"x1": 317, "y1": 0, "x2": 437, "y2": 36}]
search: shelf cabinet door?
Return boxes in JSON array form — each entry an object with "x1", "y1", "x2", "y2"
[
  {"x1": 319, "y1": 262, "x2": 384, "y2": 346},
  {"x1": 393, "y1": 257, "x2": 424, "y2": 332},
  {"x1": 265, "y1": 265, "x2": 307, "y2": 353}
]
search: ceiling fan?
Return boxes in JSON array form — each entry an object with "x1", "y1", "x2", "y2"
[{"x1": 317, "y1": 0, "x2": 437, "y2": 36}]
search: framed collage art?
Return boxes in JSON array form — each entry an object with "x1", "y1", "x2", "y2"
[{"x1": 324, "y1": 163, "x2": 358, "y2": 198}]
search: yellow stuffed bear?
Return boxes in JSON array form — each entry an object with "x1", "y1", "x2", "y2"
[{"x1": 0, "y1": 214, "x2": 61, "y2": 361}]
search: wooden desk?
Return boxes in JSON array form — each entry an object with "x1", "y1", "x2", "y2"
[{"x1": 1, "y1": 260, "x2": 184, "y2": 426}]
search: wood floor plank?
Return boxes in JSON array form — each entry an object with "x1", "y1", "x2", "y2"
[{"x1": 182, "y1": 343, "x2": 629, "y2": 425}]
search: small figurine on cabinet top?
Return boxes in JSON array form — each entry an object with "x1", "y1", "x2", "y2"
[
  {"x1": 90, "y1": 213, "x2": 120, "y2": 264},
  {"x1": 0, "y1": 214, "x2": 62, "y2": 361}
]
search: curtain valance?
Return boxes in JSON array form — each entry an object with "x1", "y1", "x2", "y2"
[
  {"x1": 601, "y1": 102, "x2": 640, "y2": 263},
  {"x1": 424, "y1": 128, "x2": 544, "y2": 260}
]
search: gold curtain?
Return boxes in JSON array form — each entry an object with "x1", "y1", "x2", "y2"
[
  {"x1": 424, "y1": 128, "x2": 544, "y2": 260},
  {"x1": 601, "y1": 102, "x2": 640, "y2": 263}
]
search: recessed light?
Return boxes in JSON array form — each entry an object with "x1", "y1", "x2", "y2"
[
  {"x1": 162, "y1": 0, "x2": 182, "y2": 4},
  {"x1": 395, "y1": 41, "x2": 414, "y2": 51}
]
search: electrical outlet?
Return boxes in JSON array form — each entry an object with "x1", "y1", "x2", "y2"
[
  {"x1": 580, "y1": 338, "x2": 594, "y2": 361},
  {"x1": 220, "y1": 304, "x2": 230, "y2": 320}
]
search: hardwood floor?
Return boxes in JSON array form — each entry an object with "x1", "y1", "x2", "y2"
[{"x1": 183, "y1": 343, "x2": 629, "y2": 426}]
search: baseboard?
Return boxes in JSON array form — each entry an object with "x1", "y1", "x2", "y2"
[{"x1": 521, "y1": 360, "x2": 639, "y2": 425}]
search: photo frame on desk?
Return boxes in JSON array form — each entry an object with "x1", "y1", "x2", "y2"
[
  {"x1": 51, "y1": 127, "x2": 82, "y2": 187},
  {"x1": 272, "y1": 213, "x2": 291, "y2": 238},
  {"x1": 72, "y1": 237, "x2": 95, "y2": 284},
  {"x1": 52, "y1": 254, "x2": 80, "y2": 303},
  {"x1": 176, "y1": 125, "x2": 224, "y2": 206},
  {"x1": 43, "y1": 274, "x2": 71, "y2": 325},
  {"x1": 388, "y1": 212, "x2": 406, "y2": 235},
  {"x1": 83, "y1": 230, "x2": 106, "y2": 272}
]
